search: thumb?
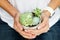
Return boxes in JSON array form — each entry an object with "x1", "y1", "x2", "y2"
[
  {"x1": 16, "y1": 22, "x2": 23, "y2": 30},
  {"x1": 38, "y1": 17, "x2": 47, "y2": 29},
  {"x1": 14, "y1": 15, "x2": 23, "y2": 30}
]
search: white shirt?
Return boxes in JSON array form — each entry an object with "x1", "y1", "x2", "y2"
[{"x1": 0, "y1": 0, "x2": 60, "y2": 28}]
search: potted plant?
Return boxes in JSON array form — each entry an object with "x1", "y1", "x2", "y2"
[{"x1": 19, "y1": 8, "x2": 42, "y2": 29}]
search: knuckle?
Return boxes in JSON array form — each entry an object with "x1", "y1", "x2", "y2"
[{"x1": 44, "y1": 29, "x2": 49, "y2": 33}]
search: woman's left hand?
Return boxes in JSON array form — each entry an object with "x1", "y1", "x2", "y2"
[{"x1": 25, "y1": 10, "x2": 50, "y2": 36}]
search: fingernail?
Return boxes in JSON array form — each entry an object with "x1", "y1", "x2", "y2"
[
  {"x1": 20, "y1": 28, "x2": 23, "y2": 30},
  {"x1": 25, "y1": 30, "x2": 28, "y2": 32},
  {"x1": 38, "y1": 27, "x2": 40, "y2": 29},
  {"x1": 32, "y1": 36, "x2": 36, "y2": 38},
  {"x1": 38, "y1": 27, "x2": 41, "y2": 29}
]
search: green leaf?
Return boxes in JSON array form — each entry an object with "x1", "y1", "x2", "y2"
[{"x1": 33, "y1": 8, "x2": 41, "y2": 17}]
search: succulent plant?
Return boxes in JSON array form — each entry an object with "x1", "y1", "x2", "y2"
[
  {"x1": 32, "y1": 17, "x2": 40, "y2": 25},
  {"x1": 33, "y1": 8, "x2": 41, "y2": 17},
  {"x1": 20, "y1": 12, "x2": 33, "y2": 27},
  {"x1": 19, "y1": 8, "x2": 41, "y2": 28}
]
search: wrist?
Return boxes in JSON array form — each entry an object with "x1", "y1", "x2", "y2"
[
  {"x1": 42, "y1": 10, "x2": 51, "y2": 18},
  {"x1": 43, "y1": 6, "x2": 55, "y2": 17},
  {"x1": 14, "y1": 12, "x2": 20, "y2": 20}
]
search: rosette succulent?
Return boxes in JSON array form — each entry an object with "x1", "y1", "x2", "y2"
[
  {"x1": 32, "y1": 17, "x2": 40, "y2": 25},
  {"x1": 20, "y1": 12, "x2": 33, "y2": 27},
  {"x1": 33, "y1": 8, "x2": 41, "y2": 17}
]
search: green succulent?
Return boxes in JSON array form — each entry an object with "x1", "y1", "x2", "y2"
[
  {"x1": 20, "y1": 12, "x2": 33, "y2": 27},
  {"x1": 32, "y1": 17, "x2": 40, "y2": 25},
  {"x1": 33, "y1": 8, "x2": 41, "y2": 17}
]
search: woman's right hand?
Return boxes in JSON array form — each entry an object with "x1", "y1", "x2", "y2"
[
  {"x1": 13, "y1": 13, "x2": 36, "y2": 39},
  {"x1": 0, "y1": 0, "x2": 36, "y2": 39}
]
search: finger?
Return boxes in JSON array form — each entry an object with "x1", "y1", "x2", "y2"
[
  {"x1": 13, "y1": 23, "x2": 20, "y2": 32},
  {"x1": 14, "y1": 23, "x2": 36, "y2": 39},
  {"x1": 14, "y1": 23, "x2": 32, "y2": 37},
  {"x1": 25, "y1": 29, "x2": 38, "y2": 35},
  {"x1": 26, "y1": 22, "x2": 49, "y2": 36},
  {"x1": 21, "y1": 31, "x2": 36, "y2": 39},
  {"x1": 16, "y1": 22, "x2": 23, "y2": 30},
  {"x1": 25, "y1": 29, "x2": 37, "y2": 35},
  {"x1": 43, "y1": 22, "x2": 49, "y2": 33},
  {"x1": 37, "y1": 22, "x2": 49, "y2": 35},
  {"x1": 14, "y1": 14, "x2": 23, "y2": 30},
  {"x1": 38, "y1": 17, "x2": 48, "y2": 29}
]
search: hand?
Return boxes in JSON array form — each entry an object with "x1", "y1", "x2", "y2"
[
  {"x1": 25, "y1": 10, "x2": 50, "y2": 36},
  {"x1": 13, "y1": 13, "x2": 36, "y2": 39}
]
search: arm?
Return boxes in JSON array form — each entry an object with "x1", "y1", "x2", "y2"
[
  {"x1": 0, "y1": 0, "x2": 18, "y2": 17},
  {"x1": 0, "y1": 0, "x2": 36, "y2": 39},
  {"x1": 44, "y1": 0, "x2": 60, "y2": 17},
  {"x1": 48, "y1": 0, "x2": 60, "y2": 10}
]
